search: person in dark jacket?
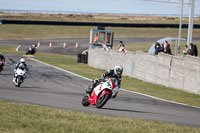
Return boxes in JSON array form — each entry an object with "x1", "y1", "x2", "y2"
[
  {"x1": 163, "y1": 41, "x2": 172, "y2": 55},
  {"x1": 155, "y1": 42, "x2": 163, "y2": 55},
  {"x1": 193, "y1": 44, "x2": 198, "y2": 56},
  {"x1": 86, "y1": 65, "x2": 123, "y2": 98},
  {"x1": 189, "y1": 43, "x2": 195, "y2": 56}
]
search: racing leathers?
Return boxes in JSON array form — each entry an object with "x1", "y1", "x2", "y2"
[
  {"x1": 0, "y1": 54, "x2": 5, "y2": 71},
  {"x1": 0, "y1": 54, "x2": 5, "y2": 62},
  {"x1": 13, "y1": 62, "x2": 28, "y2": 82}
]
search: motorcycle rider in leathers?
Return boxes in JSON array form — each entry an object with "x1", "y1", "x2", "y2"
[
  {"x1": 0, "y1": 53, "x2": 5, "y2": 71},
  {"x1": 86, "y1": 65, "x2": 123, "y2": 98},
  {"x1": 13, "y1": 58, "x2": 28, "y2": 82},
  {"x1": 0, "y1": 53, "x2": 5, "y2": 62}
]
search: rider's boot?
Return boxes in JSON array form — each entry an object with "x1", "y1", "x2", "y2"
[
  {"x1": 86, "y1": 85, "x2": 93, "y2": 95},
  {"x1": 112, "y1": 92, "x2": 117, "y2": 98}
]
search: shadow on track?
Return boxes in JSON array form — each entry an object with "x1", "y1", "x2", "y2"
[{"x1": 101, "y1": 107, "x2": 151, "y2": 114}]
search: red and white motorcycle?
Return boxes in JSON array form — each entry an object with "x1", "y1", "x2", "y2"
[
  {"x1": 82, "y1": 77, "x2": 119, "y2": 108},
  {"x1": 0, "y1": 59, "x2": 4, "y2": 73}
]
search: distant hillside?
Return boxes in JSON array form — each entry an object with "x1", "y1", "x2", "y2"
[{"x1": 0, "y1": 12, "x2": 200, "y2": 24}]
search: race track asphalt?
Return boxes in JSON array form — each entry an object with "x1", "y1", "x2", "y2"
[{"x1": 0, "y1": 54, "x2": 200, "y2": 128}]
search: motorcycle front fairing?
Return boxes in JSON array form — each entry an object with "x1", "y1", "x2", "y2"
[
  {"x1": 88, "y1": 78, "x2": 117, "y2": 105},
  {"x1": 15, "y1": 67, "x2": 26, "y2": 79}
]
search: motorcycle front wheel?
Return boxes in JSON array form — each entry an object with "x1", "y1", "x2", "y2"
[
  {"x1": 96, "y1": 93, "x2": 111, "y2": 108},
  {"x1": 82, "y1": 95, "x2": 90, "y2": 106},
  {"x1": 15, "y1": 77, "x2": 22, "y2": 87}
]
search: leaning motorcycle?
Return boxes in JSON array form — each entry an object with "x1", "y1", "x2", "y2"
[
  {"x1": 14, "y1": 66, "x2": 26, "y2": 87},
  {"x1": 26, "y1": 47, "x2": 37, "y2": 55},
  {"x1": 82, "y1": 77, "x2": 119, "y2": 108},
  {"x1": 0, "y1": 59, "x2": 4, "y2": 73}
]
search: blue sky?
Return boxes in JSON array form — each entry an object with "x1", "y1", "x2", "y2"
[{"x1": 0, "y1": 0, "x2": 199, "y2": 16}]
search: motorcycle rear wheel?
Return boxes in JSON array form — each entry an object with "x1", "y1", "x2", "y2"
[
  {"x1": 82, "y1": 95, "x2": 90, "y2": 106},
  {"x1": 96, "y1": 93, "x2": 111, "y2": 108}
]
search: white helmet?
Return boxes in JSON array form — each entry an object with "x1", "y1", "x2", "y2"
[
  {"x1": 20, "y1": 58, "x2": 25, "y2": 63},
  {"x1": 114, "y1": 65, "x2": 123, "y2": 77}
]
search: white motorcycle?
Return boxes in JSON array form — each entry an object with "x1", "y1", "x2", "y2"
[{"x1": 14, "y1": 66, "x2": 27, "y2": 87}]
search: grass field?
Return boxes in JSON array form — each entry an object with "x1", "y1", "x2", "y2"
[
  {"x1": 0, "y1": 24, "x2": 200, "y2": 39},
  {"x1": 1, "y1": 101, "x2": 200, "y2": 133}
]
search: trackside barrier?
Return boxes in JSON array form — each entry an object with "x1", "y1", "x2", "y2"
[
  {"x1": 88, "y1": 47, "x2": 136, "y2": 77},
  {"x1": 77, "y1": 54, "x2": 88, "y2": 64},
  {"x1": 88, "y1": 47, "x2": 200, "y2": 95},
  {"x1": 2, "y1": 19, "x2": 200, "y2": 28}
]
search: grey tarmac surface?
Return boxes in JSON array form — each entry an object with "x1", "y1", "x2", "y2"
[
  {"x1": 0, "y1": 54, "x2": 200, "y2": 128},
  {"x1": 1, "y1": 37, "x2": 200, "y2": 55}
]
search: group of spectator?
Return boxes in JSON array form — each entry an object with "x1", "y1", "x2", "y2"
[
  {"x1": 183, "y1": 43, "x2": 198, "y2": 56},
  {"x1": 154, "y1": 40, "x2": 198, "y2": 57},
  {"x1": 155, "y1": 40, "x2": 172, "y2": 55}
]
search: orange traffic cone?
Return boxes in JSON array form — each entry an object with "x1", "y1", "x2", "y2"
[
  {"x1": 63, "y1": 42, "x2": 66, "y2": 48},
  {"x1": 37, "y1": 42, "x2": 40, "y2": 48},
  {"x1": 75, "y1": 42, "x2": 79, "y2": 48},
  {"x1": 49, "y1": 42, "x2": 52, "y2": 48}
]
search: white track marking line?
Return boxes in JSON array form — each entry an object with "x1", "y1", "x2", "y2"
[
  {"x1": 28, "y1": 57, "x2": 200, "y2": 109},
  {"x1": 29, "y1": 57, "x2": 92, "y2": 81},
  {"x1": 16, "y1": 45, "x2": 21, "y2": 52}
]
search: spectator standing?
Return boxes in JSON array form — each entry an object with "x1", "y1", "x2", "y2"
[
  {"x1": 119, "y1": 41, "x2": 125, "y2": 47},
  {"x1": 93, "y1": 33, "x2": 99, "y2": 43},
  {"x1": 163, "y1": 40, "x2": 172, "y2": 55},
  {"x1": 118, "y1": 41, "x2": 127, "y2": 53},
  {"x1": 183, "y1": 45, "x2": 189, "y2": 55},
  {"x1": 193, "y1": 44, "x2": 198, "y2": 56},
  {"x1": 189, "y1": 43, "x2": 194, "y2": 56}
]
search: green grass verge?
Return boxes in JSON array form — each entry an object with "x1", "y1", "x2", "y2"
[
  {"x1": 0, "y1": 24, "x2": 200, "y2": 39},
  {"x1": 1, "y1": 101, "x2": 200, "y2": 133}
]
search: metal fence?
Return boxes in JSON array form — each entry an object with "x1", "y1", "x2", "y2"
[{"x1": 1, "y1": 9, "x2": 199, "y2": 17}]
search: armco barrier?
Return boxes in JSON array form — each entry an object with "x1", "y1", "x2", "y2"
[
  {"x1": 2, "y1": 19, "x2": 200, "y2": 28},
  {"x1": 88, "y1": 47, "x2": 200, "y2": 94}
]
